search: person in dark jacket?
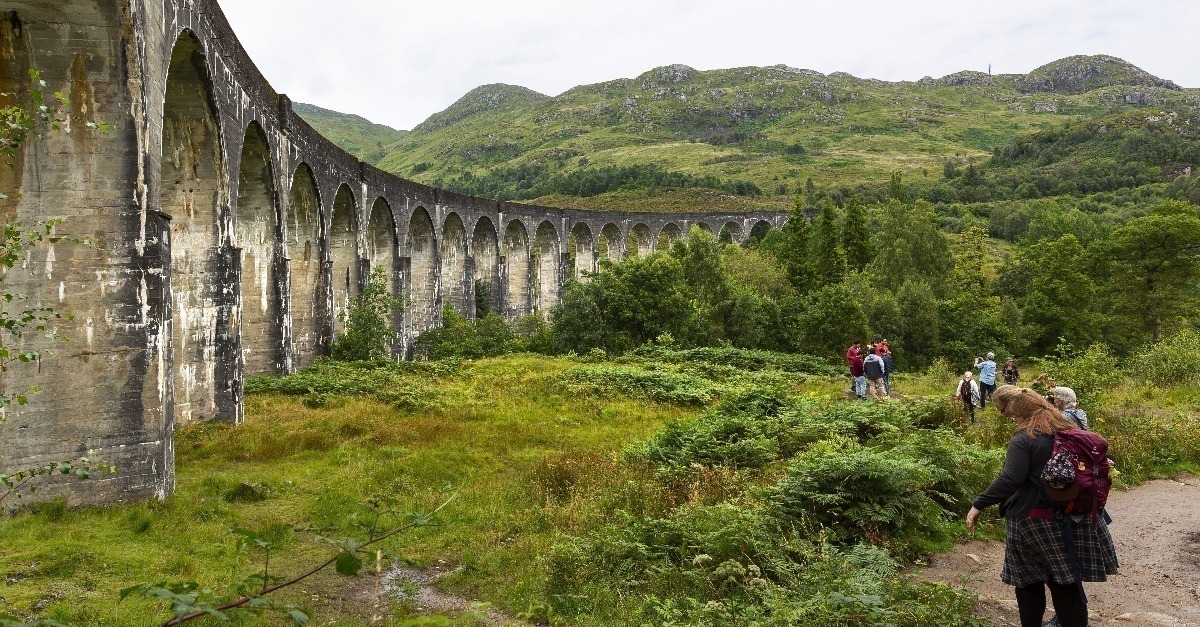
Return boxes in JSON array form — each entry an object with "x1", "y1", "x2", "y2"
[
  {"x1": 966, "y1": 386, "x2": 1118, "y2": 627},
  {"x1": 863, "y1": 348, "x2": 886, "y2": 400},
  {"x1": 881, "y1": 351, "x2": 895, "y2": 396}
]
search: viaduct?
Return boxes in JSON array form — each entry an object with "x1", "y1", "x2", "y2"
[{"x1": 0, "y1": 0, "x2": 789, "y2": 504}]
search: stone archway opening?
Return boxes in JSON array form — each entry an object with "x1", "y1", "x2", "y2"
[
  {"x1": 236, "y1": 122, "x2": 281, "y2": 376},
  {"x1": 630, "y1": 223, "x2": 653, "y2": 257},
  {"x1": 535, "y1": 221, "x2": 560, "y2": 315},
  {"x1": 658, "y1": 223, "x2": 682, "y2": 250},
  {"x1": 748, "y1": 220, "x2": 773, "y2": 246},
  {"x1": 287, "y1": 163, "x2": 322, "y2": 364},
  {"x1": 598, "y1": 223, "x2": 623, "y2": 263},
  {"x1": 695, "y1": 222, "x2": 715, "y2": 238},
  {"x1": 161, "y1": 30, "x2": 225, "y2": 423},
  {"x1": 406, "y1": 207, "x2": 438, "y2": 333},
  {"x1": 503, "y1": 220, "x2": 531, "y2": 317},
  {"x1": 471, "y1": 217, "x2": 500, "y2": 316},
  {"x1": 569, "y1": 222, "x2": 594, "y2": 280},
  {"x1": 368, "y1": 198, "x2": 398, "y2": 296},
  {"x1": 719, "y1": 221, "x2": 743, "y2": 245},
  {"x1": 441, "y1": 213, "x2": 469, "y2": 314},
  {"x1": 329, "y1": 184, "x2": 358, "y2": 337}
]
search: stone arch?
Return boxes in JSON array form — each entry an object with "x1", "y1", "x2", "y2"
[
  {"x1": 503, "y1": 220, "x2": 532, "y2": 317},
  {"x1": 534, "y1": 221, "x2": 560, "y2": 314},
  {"x1": 598, "y1": 223, "x2": 624, "y2": 262},
  {"x1": 748, "y1": 220, "x2": 773, "y2": 245},
  {"x1": 161, "y1": 29, "x2": 226, "y2": 422},
  {"x1": 694, "y1": 222, "x2": 715, "y2": 237},
  {"x1": 287, "y1": 163, "x2": 322, "y2": 365},
  {"x1": 329, "y1": 184, "x2": 358, "y2": 336},
  {"x1": 657, "y1": 223, "x2": 682, "y2": 250},
  {"x1": 719, "y1": 221, "x2": 743, "y2": 245},
  {"x1": 367, "y1": 198, "x2": 398, "y2": 297},
  {"x1": 471, "y1": 216, "x2": 501, "y2": 315},
  {"x1": 441, "y1": 213, "x2": 470, "y2": 314},
  {"x1": 235, "y1": 121, "x2": 281, "y2": 376},
  {"x1": 406, "y1": 207, "x2": 439, "y2": 333},
  {"x1": 630, "y1": 223, "x2": 653, "y2": 257},
  {"x1": 569, "y1": 222, "x2": 595, "y2": 280}
]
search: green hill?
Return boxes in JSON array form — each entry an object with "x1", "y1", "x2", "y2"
[
  {"x1": 298, "y1": 56, "x2": 1200, "y2": 208},
  {"x1": 293, "y1": 102, "x2": 408, "y2": 165}
]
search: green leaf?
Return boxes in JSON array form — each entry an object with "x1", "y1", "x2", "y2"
[
  {"x1": 334, "y1": 550, "x2": 362, "y2": 576},
  {"x1": 288, "y1": 609, "x2": 310, "y2": 626}
]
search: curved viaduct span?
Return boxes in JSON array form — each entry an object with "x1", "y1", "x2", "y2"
[{"x1": 0, "y1": 0, "x2": 788, "y2": 503}]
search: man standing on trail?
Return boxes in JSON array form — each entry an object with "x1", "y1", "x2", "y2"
[
  {"x1": 881, "y1": 349, "x2": 895, "y2": 397},
  {"x1": 846, "y1": 340, "x2": 862, "y2": 393},
  {"x1": 849, "y1": 348, "x2": 866, "y2": 400},
  {"x1": 863, "y1": 348, "x2": 886, "y2": 400},
  {"x1": 1049, "y1": 387, "x2": 1088, "y2": 430},
  {"x1": 975, "y1": 352, "x2": 998, "y2": 408},
  {"x1": 954, "y1": 371, "x2": 980, "y2": 422}
]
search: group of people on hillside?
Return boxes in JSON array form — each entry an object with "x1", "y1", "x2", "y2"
[
  {"x1": 954, "y1": 354, "x2": 1087, "y2": 430},
  {"x1": 966, "y1": 384, "x2": 1115, "y2": 627},
  {"x1": 844, "y1": 339, "x2": 894, "y2": 400},
  {"x1": 950, "y1": 353, "x2": 1112, "y2": 626},
  {"x1": 842, "y1": 341, "x2": 1117, "y2": 626}
]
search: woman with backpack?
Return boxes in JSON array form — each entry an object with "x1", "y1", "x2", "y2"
[{"x1": 966, "y1": 386, "x2": 1118, "y2": 627}]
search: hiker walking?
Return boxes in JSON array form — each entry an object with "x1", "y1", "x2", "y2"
[
  {"x1": 954, "y1": 371, "x2": 980, "y2": 422},
  {"x1": 966, "y1": 386, "x2": 1118, "y2": 627},
  {"x1": 1049, "y1": 387, "x2": 1088, "y2": 430},
  {"x1": 975, "y1": 352, "x2": 998, "y2": 407},
  {"x1": 863, "y1": 348, "x2": 886, "y2": 400},
  {"x1": 1003, "y1": 357, "x2": 1020, "y2": 386}
]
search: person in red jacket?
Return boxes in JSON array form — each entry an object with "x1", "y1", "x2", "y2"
[
  {"x1": 849, "y1": 349, "x2": 866, "y2": 399},
  {"x1": 845, "y1": 340, "x2": 862, "y2": 393}
]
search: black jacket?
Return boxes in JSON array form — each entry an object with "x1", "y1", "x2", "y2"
[
  {"x1": 863, "y1": 356, "x2": 884, "y2": 380},
  {"x1": 881, "y1": 354, "x2": 894, "y2": 374},
  {"x1": 972, "y1": 432, "x2": 1054, "y2": 519}
]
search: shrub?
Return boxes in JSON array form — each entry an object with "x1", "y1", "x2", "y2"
[
  {"x1": 331, "y1": 267, "x2": 402, "y2": 361},
  {"x1": 768, "y1": 438, "x2": 953, "y2": 554},
  {"x1": 625, "y1": 345, "x2": 840, "y2": 376},
  {"x1": 1131, "y1": 328, "x2": 1200, "y2": 386},
  {"x1": 413, "y1": 305, "x2": 517, "y2": 360},
  {"x1": 555, "y1": 365, "x2": 716, "y2": 405},
  {"x1": 1043, "y1": 341, "x2": 1120, "y2": 403}
]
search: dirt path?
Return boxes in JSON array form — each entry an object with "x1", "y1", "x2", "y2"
[
  {"x1": 918, "y1": 474, "x2": 1200, "y2": 626},
  {"x1": 362, "y1": 562, "x2": 527, "y2": 625}
]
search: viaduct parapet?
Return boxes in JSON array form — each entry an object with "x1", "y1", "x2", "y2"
[{"x1": 0, "y1": 0, "x2": 788, "y2": 504}]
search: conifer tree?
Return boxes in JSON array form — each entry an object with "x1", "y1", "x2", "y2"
[
  {"x1": 810, "y1": 200, "x2": 844, "y2": 284},
  {"x1": 841, "y1": 200, "x2": 871, "y2": 272}
]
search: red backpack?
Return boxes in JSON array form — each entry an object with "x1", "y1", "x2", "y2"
[{"x1": 1039, "y1": 429, "x2": 1112, "y2": 519}]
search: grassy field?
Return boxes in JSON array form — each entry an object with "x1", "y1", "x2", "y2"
[{"x1": 1, "y1": 353, "x2": 1196, "y2": 625}]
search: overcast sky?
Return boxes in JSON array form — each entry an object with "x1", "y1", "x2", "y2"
[{"x1": 221, "y1": 1, "x2": 1199, "y2": 131}]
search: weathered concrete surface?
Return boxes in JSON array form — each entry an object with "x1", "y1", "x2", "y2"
[{"x1": 0, "y1": 0, "x2": 790, "y2": 506}]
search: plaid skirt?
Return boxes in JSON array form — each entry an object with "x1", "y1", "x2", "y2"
[{"x1": 1001, "y1": 515, "x2": 1119, "y2": 588}]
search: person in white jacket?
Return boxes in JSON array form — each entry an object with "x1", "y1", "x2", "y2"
[{"x1": 954, "y1": 371, "x2": 981, "y2": 422}]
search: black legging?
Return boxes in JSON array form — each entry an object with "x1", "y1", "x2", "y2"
[{"x1": 1015, "y1": 581, "x2": 1088, "y2": 627}]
